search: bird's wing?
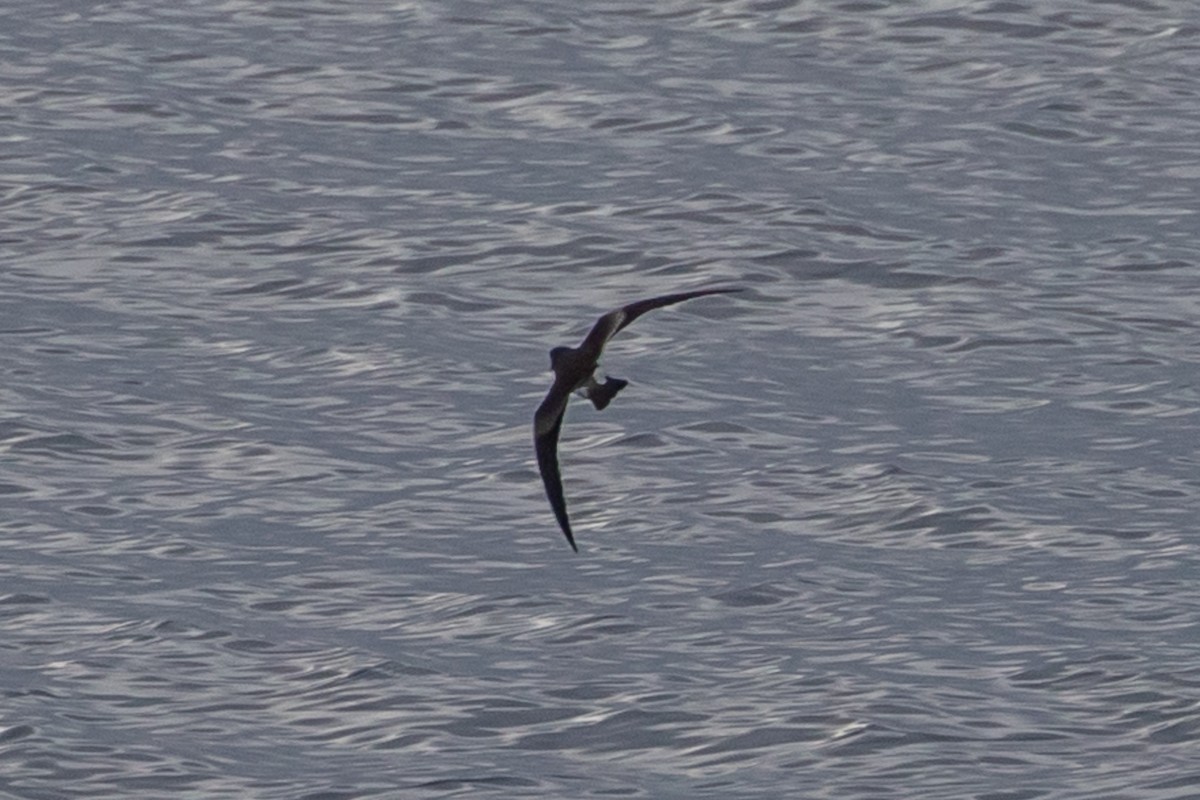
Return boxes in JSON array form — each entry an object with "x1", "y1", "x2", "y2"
[
  {"x1": 534, "y1": 384, "x2": 577, "y2": 552},
  {"x1": 578, "y1": 287, "x2": 742, "y2": 358}
]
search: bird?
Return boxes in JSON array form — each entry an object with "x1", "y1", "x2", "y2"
[{"x1": 533, "y1": 287, "x2": 742, "y2": 551}]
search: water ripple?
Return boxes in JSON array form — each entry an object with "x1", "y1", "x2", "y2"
[{"x1": 3, "y1": 0, "x2": 1200, "y2": 797}]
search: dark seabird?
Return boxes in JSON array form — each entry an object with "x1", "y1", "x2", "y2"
[{"x1": 533, "y1": 287, "x2": 742, "y2": 551}]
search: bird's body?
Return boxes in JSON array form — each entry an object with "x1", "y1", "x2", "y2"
[{"x1": 533, "y1": 287, "x2": 741, "y2": 551}]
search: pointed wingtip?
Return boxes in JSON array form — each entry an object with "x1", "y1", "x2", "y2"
[
  {"x1": 561, "y1": 520, "x2": 578, "y2": 552},
  {"x1": 559, "y1": 523, "x2": 578, "y2": 552}
]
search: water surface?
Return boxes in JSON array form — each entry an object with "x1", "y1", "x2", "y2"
[{"x1": 2, "y1": 1, "x2": 1199, "y2": 797}]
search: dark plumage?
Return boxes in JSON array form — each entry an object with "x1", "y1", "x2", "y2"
[{"x1": 533, "y1": 287, "x2": 741, "y2": 551}]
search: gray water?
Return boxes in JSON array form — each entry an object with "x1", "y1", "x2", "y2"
[{"x1": 3, "y1": 1, "x2": 1199, "y2": 798}]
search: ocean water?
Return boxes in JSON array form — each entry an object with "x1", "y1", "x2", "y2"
[{"x1": 2, "y1": 1, "x2": 1199, "y2": 797}]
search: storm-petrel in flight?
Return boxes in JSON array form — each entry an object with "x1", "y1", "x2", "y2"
[{"x1": 533, "y1": 287, "x2": 742, "y2": 551}]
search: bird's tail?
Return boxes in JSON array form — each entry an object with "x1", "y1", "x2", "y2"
[{"x1": 588, "y1": 377, "x2": 628, "y2": 411}]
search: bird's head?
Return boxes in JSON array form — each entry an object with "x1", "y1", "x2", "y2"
[{"x1": 549, "y1": 346, "x2": 573, "y2": 371}]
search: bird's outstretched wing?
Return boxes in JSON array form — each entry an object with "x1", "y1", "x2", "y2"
[
  {"x1": 534, "y1": 286, "x2": 742, "y2": 552},
  {"x1": 534, "y1": 384, "x2": 576, "y2": 552},
  {"x1": 578, "y1": 287, "x2": 742, "y2": 359}
]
